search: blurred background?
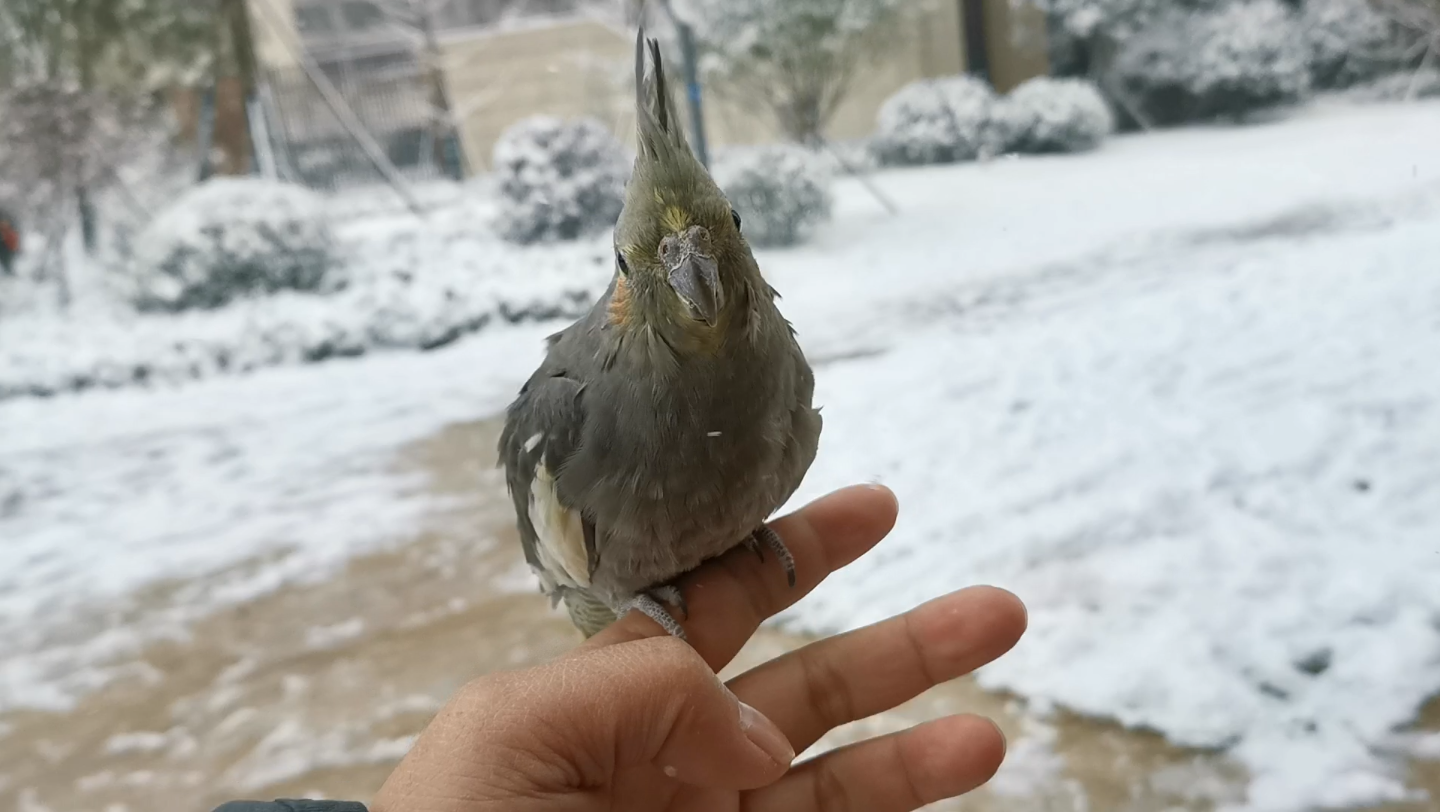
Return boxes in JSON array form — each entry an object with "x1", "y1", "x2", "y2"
[{"x1": 2, "y1": 0, "x2": 1439, "y2": 809}]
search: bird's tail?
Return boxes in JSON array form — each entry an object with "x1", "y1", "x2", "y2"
[{"x1": 563, "y1": 590, "x2": 618, "y2": 638}]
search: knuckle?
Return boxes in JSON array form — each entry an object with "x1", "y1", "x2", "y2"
[
  {"x1": 720, "y1": 551, "x2": 774, "y2": 621},
  {"x1": 798, "y1": 646, "x2": 858, "y2": 731},
  {"x1": 811, "y1": 760, "x2": 854, "y2": 812},
  {"x1": 635, "y1": 636, "x2": 714, "y2": 687}
]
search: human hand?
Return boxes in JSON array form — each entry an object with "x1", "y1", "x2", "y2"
[{"x1": 372, "y1": 485, "x2": 1028, "y2": 812}]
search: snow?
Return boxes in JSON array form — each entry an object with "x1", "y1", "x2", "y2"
[
  {"x1": 785, "y1": 210, "x2": 1440, "y2": 812},
  {"x1": 0, "y1": 323, "x2": 557, "y2": 710},
  {"x1": 3, "y1": 99, "x2": 1440, "y2": 810}
]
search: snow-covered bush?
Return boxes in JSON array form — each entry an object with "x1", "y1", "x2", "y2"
[
  {"x1": 1112, "y1": 0, "x2": 1312, "y2": 125},
  {"x1": 991, "y1": 77, "x2": 1115, "y2": 154},
  {"x1": 1027, "y1": 0, "x2": 1178, "y2": 43},
  {"x1": 0, "y1": 231, "x2": 612, "y2": 400},
  {"x1": 129, "y1": 178, "x2": 340, "y2": 313},
  {"x1": 1300, "y1": 0, "x2": 1402, "y2": 88},
  {"x1": 718, "y1": 146, "x2": 833, "y2": 248},
  {"x1": 871, "y1": 75, "x2": 997, "y2": 166},
  {"x1": 493, "y1": 116, "x2": 629, "y2": 245}
]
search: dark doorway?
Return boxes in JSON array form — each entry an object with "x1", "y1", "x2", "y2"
[{"x1": 961, "y1": 0, "x2": 991, "y2": 80}]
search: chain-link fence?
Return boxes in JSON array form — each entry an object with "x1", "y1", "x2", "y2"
[{"x1": 262, "y1": 61, "x2": 463, "y2": 191}]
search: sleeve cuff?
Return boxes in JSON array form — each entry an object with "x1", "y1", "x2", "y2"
[{"x1": 212, "y1": 800, "x2": 368, "y2": 812}]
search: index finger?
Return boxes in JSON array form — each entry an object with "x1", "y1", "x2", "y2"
[{"x1": 580, "y1": 484, "x2": 899, "y2": 673}]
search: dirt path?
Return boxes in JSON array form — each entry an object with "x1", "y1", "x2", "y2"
[{"x1": 0, "y1": 418, "x2": 1434, "y2": 812}]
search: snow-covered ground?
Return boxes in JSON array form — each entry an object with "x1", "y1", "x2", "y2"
[{"x1": 2, "y1": 99, "x2": 1439, "y2": 811}]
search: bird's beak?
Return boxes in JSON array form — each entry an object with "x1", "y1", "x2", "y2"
[{"x1": 662, "y1": 227, "x2": 723, "y2": 325}]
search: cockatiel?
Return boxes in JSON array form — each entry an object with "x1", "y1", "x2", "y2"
[{"x1": 497, "y1": 30, "x2": 822, "y2": 640}]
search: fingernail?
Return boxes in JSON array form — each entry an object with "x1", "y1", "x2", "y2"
[
  {"x1": 738, "y1": 700, "x2": 795, "y2": 766},
  {"x1": 990, "y1": 718, "x2": 1008, "y2": 756}
]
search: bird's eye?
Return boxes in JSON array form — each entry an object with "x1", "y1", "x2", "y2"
[
  {"x1": 731, "y1": 209, "x2": 743, "y2": 231},
  {"x1": 616, "y1": 250, "x2": 629, "y2": 275}
]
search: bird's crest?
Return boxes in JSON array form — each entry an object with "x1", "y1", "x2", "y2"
[{"x1": 634, "y1": 27, "x2": 692, "y2": 162}]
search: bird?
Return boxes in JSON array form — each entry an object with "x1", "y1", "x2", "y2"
[{"x1": 496, "y1": 29, "x2": 822, "y2": 640}]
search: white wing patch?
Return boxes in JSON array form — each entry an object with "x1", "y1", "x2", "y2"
[{"x1": 528, "y1": 461, "x2": 591, "y2": 590}]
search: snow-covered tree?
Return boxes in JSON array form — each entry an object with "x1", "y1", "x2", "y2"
[
  {"x1": 679, "y1": 0, "x2": 906, "y2": 143},
  {"x1": 1371, "y1": 0, "x2": 1440, "y2": 99},
  {"x1": 0, "y1": 0, "x2": 215, "y2": 90},
  {"x1": 717, "y1": 146, "x2": 834, "y2": 247},
  {"x1": 0, "y1": 0, "x2": 215, "y2": 303},
  {"x1": 493, "y1": 116, "x2": 630, "y2": 244},
  {"x1": 1112, "y1": 0, "x2": 1311, "y2": 125},
  {"x1": 870, "y1": 75, "x2": 998, "y2": 166},
  {"x1": 0, "y1": 84, "x2": 169, "y2": 303}
]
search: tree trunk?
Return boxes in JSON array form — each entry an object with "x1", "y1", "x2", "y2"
[
  {"x1": 77, "y1": 185, "x2": 97, "y2": 254},
  {"x1": 419, "y1": 6, "x2": 466, "y2": 180},
  {"x1": 1089, "y1": 35, "x2": 1153, "y2": 132}
]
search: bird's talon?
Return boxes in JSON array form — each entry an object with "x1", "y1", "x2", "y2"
[
  {"x1": 743, "y1": 535, "x2": 767, "y2": 563},
  {"x1": 751, "y1": 525, "x2": 796, "y2": 587}
]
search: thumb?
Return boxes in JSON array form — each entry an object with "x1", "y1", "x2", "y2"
[{"x1": 535, "y1": 637, "x2": 795, "y2": 790}]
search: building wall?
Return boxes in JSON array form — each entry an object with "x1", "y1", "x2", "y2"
[
  {"x1": 982, "y1": 0, "x2": 1051, "y2": 92},
  {"x1": 700, "y1": 1, "x2": 987, "y2": 149},
  {"x1": 253, "y1": 0, "x2": 1050, "y2": 173},
  {"x1": 440, "y1": 19, "x2": 637, "y2": 169},
  {"x1": 248, "y1": 0, "x2": 302, "y2": 69}
]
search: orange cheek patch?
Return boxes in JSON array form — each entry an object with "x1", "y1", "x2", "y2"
[{"x1": 608, "y1": 273, "x2": 632, "y2": 326}]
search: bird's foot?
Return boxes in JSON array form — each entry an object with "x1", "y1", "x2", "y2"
[
  {"x1": 649, "y1": 583, "x2": 689, "y2": 619},
  {"x1": 617, "y1": 586, "x2": 688, "y2": 640},
  {"x1": 750, "y1": 525, "x2": 796, "y2": 587}
]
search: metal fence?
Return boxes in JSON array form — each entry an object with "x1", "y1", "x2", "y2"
[{"x1": 262, "y1": 61, "x2": 463, "y2": 192}]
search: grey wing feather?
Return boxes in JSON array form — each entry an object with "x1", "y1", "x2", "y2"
[{"x1": 498, "y1": 361, "x2": 590, "y2": 577}]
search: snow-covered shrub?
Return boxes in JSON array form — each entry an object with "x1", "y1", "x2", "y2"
[
  {"x1": 1300, "y1": 0, "x2": 1401, "y2": 88},
  {"x1": 1112, "y1": 0, "x2": 1312, "y2": 125},
  {"x1": 718, "y1": 146, "x2": 833, "y2": 248},
  {"x1": 871, "y1": 75, "x2": 998, "y2": 166},
  {"x1": 991, "y1": 77, "x2": 1115, "y2": 154},
  {"x1": 493, "y1": 116, "x2": 629, "y2": 245},
  {"x1": 129, "y1": 178, "x2": 339, "y2": 312},
  {"x1": 1028, "y1": 0, "x2": 1177, "y2": 43},
  {"x1": 0, "y1": 233, "x2": 613, "y2": 400}
]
